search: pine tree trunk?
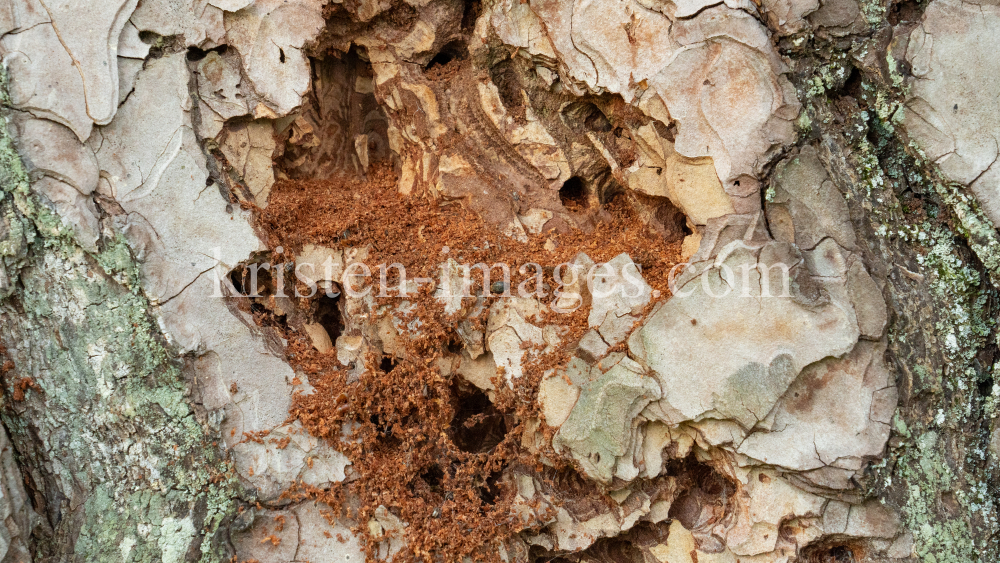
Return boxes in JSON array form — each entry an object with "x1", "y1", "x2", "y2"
[{"x1": 0, "y1": 0, "x2": 998, "y2": 562}]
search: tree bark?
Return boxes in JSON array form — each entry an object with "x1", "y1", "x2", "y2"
[{"x1": 0, "y1": 0, "x2": 998, "y2": 562}]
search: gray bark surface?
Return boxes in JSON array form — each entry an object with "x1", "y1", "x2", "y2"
[{"x1": 0, "y1": 0, "x2": 998, "y2": 562}]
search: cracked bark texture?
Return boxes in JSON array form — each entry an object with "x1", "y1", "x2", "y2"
[{"x1": 0, "y1": 0, "x2": 998, "y2": 561}]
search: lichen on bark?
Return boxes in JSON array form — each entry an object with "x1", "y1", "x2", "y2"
[
  {"x1": 3, "y1": 0, "x2": 1000, "y2": 561},
  {"x1": 0, "y1": 70, "x2": 243, "y2": 562},
  {"x1": 788, "y1": 35, "x2": 1000, "y2": 560}
]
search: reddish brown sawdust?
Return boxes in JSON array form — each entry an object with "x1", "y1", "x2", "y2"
[
  {"x1": 11, "y1": 377, "x2": 36, "y2": 402},
  {"x1": 0, "y1": 345, "x2": 13, "y2": 378},
  {"x1": 0, "y1": 346, "x2": 33, "y2": 402},
  {"x1": 256, "y1": 163, "x2": 683, "y2": 563},
  {"x1": 260, "y1": 163, "x2": 681, "y2": 294}
]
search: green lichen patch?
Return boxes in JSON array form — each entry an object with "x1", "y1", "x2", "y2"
[
  {"x1": 0, "y1": 69, "x2": 243, "y2": 562},
  {"x1": 787, "y1": 43, "x2": 1000, "y2": 560}
]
